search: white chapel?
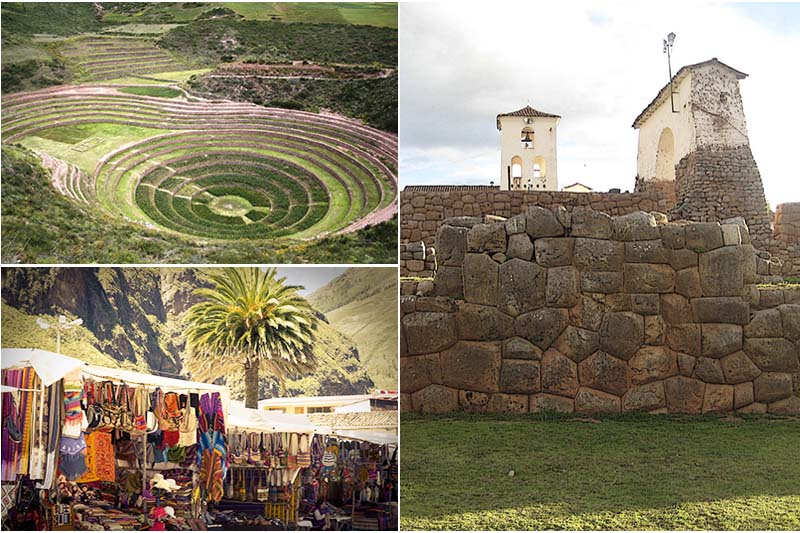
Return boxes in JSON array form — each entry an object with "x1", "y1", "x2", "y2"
[{"x1": 497, "y1": 105, "x2": 560, "y2": 191}]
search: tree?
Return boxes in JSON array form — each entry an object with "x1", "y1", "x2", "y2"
[{"x1": 184, "y1": 267, "x2": 318, "y2": 408}]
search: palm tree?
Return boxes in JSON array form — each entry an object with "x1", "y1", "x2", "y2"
[{"x1": 184, "y1": 267, "x2": 319, "y2": 408}]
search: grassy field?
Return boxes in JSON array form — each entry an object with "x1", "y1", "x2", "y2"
[
  {"x1": 401, "y1": 413, "x2": 800, "y2": 531},
  {"x1": 117, "y1": 86, "x2": 182, "y2": 98}
]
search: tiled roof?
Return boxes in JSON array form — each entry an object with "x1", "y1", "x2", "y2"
[
  {"x1": 308, "y1": 411, "x2": 398, "y2": 430},
  {"x1": 632, "y1": 58, "x2": 748, "y2": 129},
  {"x1": 497, "y1": 105, "x2": 560, "y2": 129}
]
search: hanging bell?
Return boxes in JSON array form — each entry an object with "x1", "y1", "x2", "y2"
[{"x1": 522, "y1": 132, "x2": 532, "y2": 144}]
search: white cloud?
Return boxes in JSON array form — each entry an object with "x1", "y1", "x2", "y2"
[{"x1": 399, "y1": 1, "x2": 800, "y2": 208}]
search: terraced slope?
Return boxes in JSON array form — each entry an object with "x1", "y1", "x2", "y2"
[
  {"x1": 1, "y1": 85, "x2": 397, "y2": 240},
  {"x1": 58, "y1": 36, "x2": 189, "y2": 81}
]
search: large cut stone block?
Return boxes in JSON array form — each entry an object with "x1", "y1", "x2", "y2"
[
  {"x1": 402, "y1": 312, "x2": 457, "y2": 355},
  {"x1": 488, "y1": 393, "x2": 529, "y2": 414},
  {"x1": 434, "y1": 266, "x2": 464, "y2": 299},
  {"x1": 612, "y1": 211, "x2": 660, "y2": 241},
  {"x1": 574, "y1": 238, "x2": 624, "y2": 272},
  {"x1": 578, "y1": 351, "x2": 630, "y2": 396},
  {"x1": 440, "y1": 341, "x2": 502, "y2": 393},
  {"x1": 569, "y1": 295, "x2": 605, "y2": 332},
  {"x1": 412, "y1": 385, "x2": 458, "y2": 414},
  {"x1": 455, "y1": 302, "x2": 514, "y2": 341},
  {"x1": 693, "y1": 357, "x2": 725, "y2": 383},
  {"x1": 463, "y1": 253, "x2": 499, "y2": 306},
  {"x1": 691, "y1": 297, "x2": 749, "y2": 324},
  {"x1": 665, "y1": 376, "x2": 706, "y2": 414},
  {"x1": 753, "y1": 372, "x2": 793, "y2": 403},
  {"x1": 400, "y1": 354, "x2": 442, "y2": 393},
  {"x1": 553, "y1": 326, "x2": 599, "y2": 363},
  {"x1": 502, "y1": 337, "x2": 542, "y2": 360},
  {"x1": 546, "y1": 266, "x2": 580, "y2": 308},
  {"x1": 768, "y1": 395, "x2": 800, "y2": 415},
  {"x1": 684, "y1": 222, "x2": 724, "y2": 251},
  {"x1": 506, "y1": 233, "x2": 534, "y2": 261},
  {"x1": 631, "y1": 293, "x2": 660, "y2": 315},
  {"x1": 666, "y1": 324, "x2": 701, "y2": 355},
  {"x1": 459, "y1": 390, "x2": 491, "y2": 413},
  {"x1": 629, "y1": 346, "x2": 678, "y2": 385},
  {"x1": 743, "y1": 309, "x2": 782, "y2": 338},
  {"x1": 660, "y1": 223, "x2": 685, "y2": 249},
  {"x1": 571, "y1": 207, "x2": 612, "y2": 239},
  {"x1": 436, "y1": 225, "x2": 469, "y2": 266},
  {"x1": 599, "y1": 312, "x2": 644, "y2": 360},
  {"x1": 526, "y1": 206, "x2": 564, "y2": 238},
  {"x1": 580, "y1": 271, "x2": 623, "y2": 294},
  {"x1": 540, "y1": 349, "x2": 579, "y2": 397},
  {"x1": 498, "y1": 258, "x2": 546, "y2": 316},
  {"x1": 699, "y1": 246, "x2": 744, "y2": 297},
  {"x1": 622, "y1": 381, "x2": 666, "y2": 411},
  {"x1": 701, "y1": 324, "x2": 743, "y2": 358},
  {"x1": 624, "y1": 263, "x2": 675, "y2": 293},
  {"x1": 530, "y1": 393, "x2": 575, "y2": 413},
  {"x1": 660, "y1": 294, "x2": 691, "y2": 325},
  {"x1": 779, "y1": 304, "x2": 800, "y2": 341},
  {"x1": 515, "y1": 308, "x2": 569, "y2": 350},
  {"x1": 500, "y1": 360, "x2": 541, "y2": 394},
  {"x1": 721, "y1": 351, "x2": 762, "y2": 384},
  {"x1": 467, "y1": 222, "x2": 506, "y2": 253},
  {"x1": 744, "y1": 338, "x2": 800, "y2": 372},
  {"x1": 534, "y1": 238, "x2": 574, "y2": 267},
  {"x1": 625, "y1": 240, "x2": 669, "y2": 263},
  {"x1": 676, "y1": 268, "x2": 702, "y2": 299},
  {"x1": 505, "y1": 213, "x2": 526, "y2": 235},
  {"x1": 575, "y1": 387, "x2": 621, "y2": 414},
  {"x1": 734, "y1": 381, "x2": 754, "y2": 409},
  {"x1": 703, "y1": 384, "x2": 734, "y2": 412}
]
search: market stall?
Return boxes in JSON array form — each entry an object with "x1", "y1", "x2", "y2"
[
  {"x1": 1, "y1": 348, "x2": 230, "y2": 531},
  {"x1": 299, "y1": 413, "x2": 399, "y2": 531},
  {"x1": 203, "y1": 406, "x2": 317, "y2": 529}
]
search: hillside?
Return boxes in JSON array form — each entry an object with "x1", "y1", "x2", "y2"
[
  {"x1": 308, "y1": 268, "x2": 397, "y2": 390},
  {"x1": 1, "y1": 267, "x2": 375, "y2": 400},
  {"x1": 0, "y1": 145, "x2": 397, "y2": 264}
]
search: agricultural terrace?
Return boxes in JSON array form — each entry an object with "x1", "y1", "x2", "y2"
[
  {"x1": 1, "y1": 85, "x2": 397, "y2": 241},
  {"x1": 58, "y1": 35, "x2": 190, "y2": 81}
]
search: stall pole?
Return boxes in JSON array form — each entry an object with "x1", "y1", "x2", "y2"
[{"x1": 142, "y1": 387, "x2": 148, "y2": 520}]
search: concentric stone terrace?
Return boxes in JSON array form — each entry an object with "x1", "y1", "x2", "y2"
[
  {"x1": 58, "y1": 36, "x2": 188, "y2": 81},
  {"x1": 1, "y1": 86, "x2": 397, "y2": 240}
]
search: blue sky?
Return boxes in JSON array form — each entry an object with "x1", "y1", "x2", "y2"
[{"x1": 400, "y1": 1, "x2": 800, "y2": 210}]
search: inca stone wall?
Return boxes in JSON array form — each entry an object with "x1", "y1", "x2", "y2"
[
  {"x1": 400, "y1": 186, "x2": 673, "y2": 247},
  {"x1": 672, "y1": 145, "x2": 772, "y2": 249},
  {"x1": 400, "y1": 241, "x2": 436, "y2": 278},
  {"x1": 400, "y1": 206, "x2": 800, "y2": 415}
]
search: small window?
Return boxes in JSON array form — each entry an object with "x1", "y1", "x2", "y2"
[{"x1": 307, "y1": 406, "x2": 332, "y2": 414}]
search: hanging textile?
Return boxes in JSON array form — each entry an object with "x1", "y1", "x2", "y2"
[
  {"x1": 1, "y1": 367, "x2": 36, "y2": 481},
  {"x1": 77, "y1": 431, "x2": 115, "y2": 483},
  {"x1": 59, "y1": 368, "x2": 87, "y2": 481}
]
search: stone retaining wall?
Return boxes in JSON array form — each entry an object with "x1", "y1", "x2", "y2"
[
  {"x1": 400, "y1": 186, "x2": 673, "y2": 247},
  {"x1": 399, "y1": 242, "x2": 435, "y2": 278},
  {"x1": 400, "y1": 206, "x2": 800, "y2": 415}
]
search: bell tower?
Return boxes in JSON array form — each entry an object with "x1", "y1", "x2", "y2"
[{"x1": 497, "y1": 105, "x2": 560, "y2": 191}]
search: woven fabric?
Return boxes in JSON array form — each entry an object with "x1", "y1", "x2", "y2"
[{"x1": 78, "y1": 432, "x2": 115, "y2": 483}]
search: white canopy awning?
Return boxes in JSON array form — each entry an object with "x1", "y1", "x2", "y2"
[
  {"x1": 328, "y1": 429, "x2": 398, "y2": 445},
  {"x1": 1, "y1": 348, "x2": 230, "y2": 412},
  {"x1": 228, "y1": 402, "x2": 317, "y2": 434},
  {"x1": 1, "y1": 348, "x2": 85, "y2": 386}
]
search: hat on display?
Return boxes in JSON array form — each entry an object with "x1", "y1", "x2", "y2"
[{"x1": 149, "y1": 473, "x2": 180, "y2": 492}]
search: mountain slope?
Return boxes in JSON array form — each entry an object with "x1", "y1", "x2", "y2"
[
  {"x1": 1, "y1": 267, "x2": 374, "y2": 399},
  {"x1": 308, "y1": 267, "x2": 397, "y2": 390}
]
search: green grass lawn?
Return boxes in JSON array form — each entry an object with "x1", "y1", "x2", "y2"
[
  {"x1": 401, "y1": 413, "x2": 800, "y2": 530},
  {"x1": 117, "y1": 85, "x2": 182, "y2": 98}
]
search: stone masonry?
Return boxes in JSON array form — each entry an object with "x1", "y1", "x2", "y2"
[
  {"x1": 400, "y1": 206, "x2": 800, "y2": 415},
  {"x1": 401, "y1": 186, "x2": 672, "y2": 247}
]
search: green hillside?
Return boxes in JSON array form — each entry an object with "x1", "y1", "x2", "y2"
[
  {"x1": 1, "y1": 267, "x2": 376, "y2": 400},
  {"x1": 309, "y1": 268, "x2": 397, "y2": 390}
]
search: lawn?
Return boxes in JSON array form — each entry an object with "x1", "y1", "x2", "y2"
[
  {"x1": 117, "y1": 85, "x2": 182, "y2": 98},
  {"x1": 400, "y1": 413, "x2": 800, "y2": 530}
]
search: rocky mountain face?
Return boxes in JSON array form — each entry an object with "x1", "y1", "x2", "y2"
[{"x1": 1, "y1": 267, "x2": 374, "y2": 399}]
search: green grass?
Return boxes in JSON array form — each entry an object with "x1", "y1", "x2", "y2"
[
  {"x1": 1, "y1": 145, "x2": 397, "y2": 264},
  {"x1": 401, "y1": 413, "x2": 800, "y2": 530},
  {"x1": 101, "y1": 24, "x2": 182, "y2": 35},
  {"x1": 102, "y1": 68, "x2": 212, "y2": 84},
  {"x1": 117, "y1": 85, "x2": 182, "y2": 98}
]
